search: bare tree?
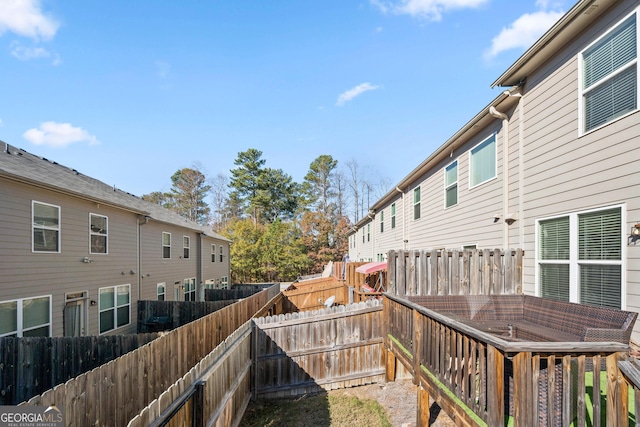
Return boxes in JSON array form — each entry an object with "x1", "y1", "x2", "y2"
[
  {"x1": 209, "y1": 173, "x2": 229, "y2": 231},
  {"x1": 346, "y1": 159, "x2": 362, "y2": 223}
]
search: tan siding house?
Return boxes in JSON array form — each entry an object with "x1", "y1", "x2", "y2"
[
  {"x1": 0, "y1": 144, "x2": 230, "y2": 337},
  {"x1": 349, "y1": 0, "x2": 640, "y2": 341}
]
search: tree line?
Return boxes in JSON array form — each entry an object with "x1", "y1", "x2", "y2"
[{"x1": 142, "y1": 149, "x2": 390, "y2": 283}]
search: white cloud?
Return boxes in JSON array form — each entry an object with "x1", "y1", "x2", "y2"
[
  {"x1": 372, "y1": 0, "x2": 488, "y2": 21},
  {"x1": 484, "y1": 9, "x2": 565, "y2": 60},
  {"x1": 336, "y1": 83, "x2": 381, "y2": 106},
  {"x1": 10, "y1": 42, "x2": 61, "y2": 64},
  {"x1": 23, "y1": 122, "x2": 100, "y2": 148},
  {"x1": 0, "y1": 119, "x2": 4, "y2": 127},
  {"x1": 0, "y1": 0, "x2": 59, "y2": 41}
]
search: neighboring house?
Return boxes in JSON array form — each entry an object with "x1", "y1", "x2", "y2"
[
  {"x1": 349, "y1": 0, "x2": 640, "y2": 341},
  {"x1": 0, "y1": 143, "x2": 230, "y2": 337}
]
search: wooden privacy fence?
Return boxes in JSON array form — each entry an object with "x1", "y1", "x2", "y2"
[
  {"x1": 384, "y1": 294, "x2": 633, "y2": 426},
  {"x1": 283, "y1": 277, "x2": 348, "y2": 311},
  {"x1": 20, "y1": 285, "x2": 279, "y2": 427},
  {"x1": 128, "y1": 321, "x2": 253, "y2": 427},
  {"x1": 253, "y1": 300, "x2": 385, "y2": 398},
  {"x1": 137, "y1": 300, "x2": 235, "y2": 332},
  {"x1": 387, "y1": 249, "x2": 523, "y2": 297},
  {"x1": 0, "y1": 333, "x2": 158, "y2": 405},
  {"x1": 204, "y1": 285, "x2": 271, "y2": 302}
]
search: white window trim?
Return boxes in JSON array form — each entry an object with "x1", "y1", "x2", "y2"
[
  {"x1": 391, "y1": 202, "x2": 396, "y2": 229},
  {"x1": 534, "y1": 204, "x2": 627, "y2": 308},
  {"x1": 162, "y1": 232, "x2": 171, "y2": 259},
  {"x1": 183, "y1": 277, "x2": 196, "y2": 301},
  {"x1": 444, "y1": 160, "x2": 458, "y2": 209},
  {"x1": 219, "y1": 245, "x2": 224, "y2": 262},
  {"x1": 413, "y1": 186, "x2": 421, "y2": 220},
  {"x1": 468, "y1": 133, "x2": 497, "y2": 189},
  {"x1": 578, "y1": 8, "x2": 639, "y2": 136},
  {"x1": 89, "y1": 213, "x2": 108, "y2": 255},
  {"x1": 32, "y1": 200, "x2": 61, "y2": 253},
  {"x1": 98, "y1": 284, "x2": 131, "y2": 334},
  {"x1": 211, "y1": 244, "x2": 216, "y2": 262},
  {"x1": 183, "y1": 236, "x2": 190, "y2": 259},
  {"x1": 157, "y1": 283, "x2": 166, "y2": 301},
  {"x1": 0, "y1": 295, "x2": 52, "y2": 337}
]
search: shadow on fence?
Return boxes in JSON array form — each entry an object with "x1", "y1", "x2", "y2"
[
  {"x1": 137, "y1": 300, "x2": 235, "y2": 332},
  {"x1": 0, "y1": 333, "x2": 158, "y2": 405},
  {"x1": 19, "y1": 284, "x2": 281, "y2": 426}
]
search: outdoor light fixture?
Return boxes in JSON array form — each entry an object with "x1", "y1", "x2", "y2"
[
  {"x1": 632, "y1": 224, "x2": 640, "y2": 236},
  {"x1": 82, "y1": 257, "x2": 94, "y2": 263}
]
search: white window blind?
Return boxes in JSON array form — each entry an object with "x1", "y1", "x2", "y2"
[
  {"x1": 445, "y1": 161, "x2": 458, "y2": 207},
  {"x1": 583, "y1": 14, "x2": 637, "y2": 132},
  {"x1": 470, "y1": 135, "x2": 496, "y2": 187},
  {"x1": 539, "y1": 217, "x2": 570, "y2": 302}
]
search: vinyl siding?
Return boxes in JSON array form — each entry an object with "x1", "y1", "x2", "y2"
[
  {"x1": 0, "y1": 179, "x2": 139, "y2": 336},
  {"x1": 518, "y1": 0, "x2": 640, "y2": 339}
]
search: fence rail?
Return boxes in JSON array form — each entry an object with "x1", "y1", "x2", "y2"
[
  {"x1": 387, "y1": 249, "x2": 523, "y2": 297},
  {"x1": 384, "y1": 294, "x2": 632, "y2": 426},
  {"x1": 254, "y1": 300, "x2": 385, "y2": 398},
  {"x1": 20, "y1": 284, "x2": 280, "y2": 427},
  {"x1": 0, "y1": 333, "x2": 158, "y2": 405}
]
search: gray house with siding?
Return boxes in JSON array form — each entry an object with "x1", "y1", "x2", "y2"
[
  {"x1": 0, "y1": 142, "x2": 230, "y2": 337},
  {"x1": 349, "y1": 0, "x2": 640, "y2": 341}
]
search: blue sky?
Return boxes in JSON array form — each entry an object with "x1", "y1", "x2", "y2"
[{"x1": 1, "y1": 0, "x2": 568, "y2": 199}]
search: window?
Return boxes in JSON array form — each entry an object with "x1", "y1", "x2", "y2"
[
  {"x1": 462, "y1": 244, "x2": 477, "y2": 250},
  {"x1": 162, "y1": 232, "x2": 171, "y2": 259},
  {"x1": 183, "y1": 236, "x2": 190, "y2": 259},
  {"x1": 157, "y1": 283, "x2": 166, "y2": 301},
  {"x1": 32, "y1": 201, "x2": 60, "y2": 252},
  {"x1": 391, "y1": 203, "x2": 396, "y2": 229},
  {"x1": 445, "y1": 161, "x2": 458, "y2": 208},
  {"x1": 99, "y1": 285, "x2": 130, "y2": 333},
  {"x1": 413, "y1": 187, "x2": 421, "y2": 220},
  {"x1": 219, "y1": 245, "x2": 224, "y2": 262},
  {"x1": 184, "y1": 278, "x2": 196, "y2": 301},
  {"x1": 380, "y1": 211, "x2": 384, "y2": 233},
  {"x1": 90, "y1": 213, "x2": 108, "y2": 254},
  {"x1": 581, "y1": 12, "x2": 637, "y2": 133},
  {"x1": 0, "y1": 296, "x2": 51, "y2": 337},
  {"x1": 537, "y1": 206, "x2": 623, "y2": 309},
  {"x1": 367, "y1": 224, "x2": 370, "y2": 242},
  {"x1": 469, "y1": 134, "x2": 496, "y2": 188},
  {"x1": 211, "y1": 244, "x2": 216, "y2": 262},
  {"x1": 362, "y1": 228, "x2": 365, "y2": 243}
]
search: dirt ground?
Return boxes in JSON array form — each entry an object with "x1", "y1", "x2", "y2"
[{"x1": 329, "y1": 379, "x2": 456, "y2": 427}]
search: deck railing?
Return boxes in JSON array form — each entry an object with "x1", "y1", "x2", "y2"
[{"x1": 384, "y1": 294, "x2": 633, "y2": 426}]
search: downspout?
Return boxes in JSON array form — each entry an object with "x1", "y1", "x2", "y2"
[
  {"x1": 137, "y1": 216, "x2": 150, "y2": 301},
  {"x1": 368, "y1": 211, "x2": 375, "y2": 260},
  {"x1": 197, "y1": 233, "x2": 203, "y2": 301},
  {"x1": 395, "y1": 186, "x2": 406, "y2": 250},
  {"x1": 517, "y1": 95, "x2": 525, "y2": 250},
  {"x1": 489, "y1": 105, "x2": 510, "y2": 250}
]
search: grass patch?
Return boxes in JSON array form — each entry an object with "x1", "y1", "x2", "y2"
[{"x1": 240, "y1": 393, "x2": 392, "y2": 427}]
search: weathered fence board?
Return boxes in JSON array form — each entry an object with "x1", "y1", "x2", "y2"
[
  {"x1": 387, "y1": 249, "x2": 524, "y2": 297},
  {"x1": 283, "y1": 277, "x2": 348, "y2": 311},
  {"x1": 137, "y1": 300, "x2": 234, "y2": 332},
  {"x1": 0, "y1": 334, "x2": 158, "y2": 405},
  {"x1": 253, "y1": 300, "x2": 384, "y2": 398},
  {"x1": 19, "y1": 285, "x2": 279, "y2": 427}
]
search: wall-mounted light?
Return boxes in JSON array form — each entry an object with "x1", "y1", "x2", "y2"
[
  {"x1": 504, "y1": 213, "x2": 517, "y2": 225},
  {"x1": 82, "y1": 257, "x2": 94, "y2": 263},
  {"x1": 632, "y1": 224, "x2": 640, "y2": 237},
  {"x1": 90, "y1": 300, "x2": 97, "y2": 306}
]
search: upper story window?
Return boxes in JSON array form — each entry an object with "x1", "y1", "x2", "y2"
[
  {"x1": 90, "y1": 214, "x2": 108, "y2": 254},
  {"x1": 445, "y1": 161, "x2": 458, "y2": 208},
  {"x1": 537, "y1": 206, "x2": 622, "y2": 309},
  {"x1": 469, "y1": 134, "x2": 496, "y2": 188},
  {"x1": 367, "y1": 224, "x2": 370, "y2": 242},
  {"x1": 380, "y1": 210, "x2": 384, "y2": 233},
  {"x1": 162, "y1": 232, "x2": 171, "y2": 259},
  {"x1": 219, "y1": 245, "x2": 224, "y2": 262},
  {"x1": 211, "y1": 244, "x2": 216, "y2": 262},
  {"x1": 362, "y1": 227, "x2": 365, "y2": 243},
  {"x1": 581, "y1": 12, "x2": 637, "y2": 133},
  {"x1": 32, "y1": 201, "x2": 60, "y2": 253},
  {"x1": 99, "y1": 284, "x2": 130, "y2": 334},
  {"x1": 183, "y1": 236, "x2": 190, "y2": 259},
  {"x1": 391, "y1": 203, "x2": 396, "y2": 229},
  {"x1": 413, "y1": 187, "x2": 421, "y2": 220},
  {"x1": 0, "y1": 296, "x2": 51, "y2": 337}
]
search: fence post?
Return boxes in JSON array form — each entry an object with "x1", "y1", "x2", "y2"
[
  {"x1": 487, "y1": 345, "x2": 504, "y2": 427},
  {"x1": 193, "y1": 381, "x2": 205, "y2": 427},
  {"x1": 413, "y1": 308, "x2": 422, "y2": 385}
]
